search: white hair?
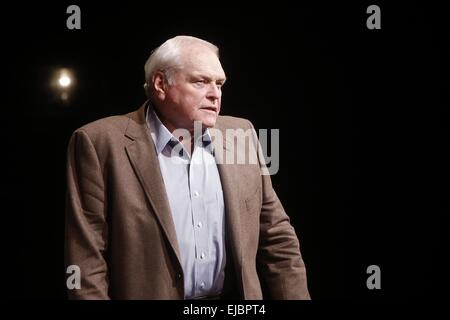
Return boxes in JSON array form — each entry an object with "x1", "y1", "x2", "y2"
[{"x1": 144, "y1": 35, "x2": 219, "y2": 97}]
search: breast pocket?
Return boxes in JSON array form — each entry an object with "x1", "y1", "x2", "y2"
[
  {"x1": 204, "y1": 190, "x2": 225, "y2": 237},
  {"x1": 204, "y1": 190, "x2": 224, "y2": 215}
]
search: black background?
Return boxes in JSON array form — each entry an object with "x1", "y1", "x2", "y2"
[{"x1": 2, "y1": 1, "x2": 448, "y2": 300}]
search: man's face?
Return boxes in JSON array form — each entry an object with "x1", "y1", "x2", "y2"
[{"x1": 155, "y1": 46, "x2": 226, "y2": 132}]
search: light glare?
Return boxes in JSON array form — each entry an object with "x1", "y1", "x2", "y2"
[{"x1": 58, "y1": 75, "x2": 71, "y2": 87}]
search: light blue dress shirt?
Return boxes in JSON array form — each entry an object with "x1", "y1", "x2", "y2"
[{"x1": 146, "y1": 106, "x2": 226, "y2": 299}]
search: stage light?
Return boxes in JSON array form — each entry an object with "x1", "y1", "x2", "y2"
[
  {"x1": 58, "y1": 74, "x2": 71, "y2": 87},
  {"x1": 51, "y1": 68, "x2": 76, "y2": 103}
]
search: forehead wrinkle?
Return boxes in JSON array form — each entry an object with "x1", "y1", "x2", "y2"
[
  {"x1": 179, "y1": 45, "x2": 225, "y2": 80},
  {"x1": 190, "y1": 71, "x2": 226, "y2": 82}
]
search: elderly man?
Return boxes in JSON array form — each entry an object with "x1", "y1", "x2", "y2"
[{"x1": 65, "y1": 35, "x2": 310, "y2": 300}]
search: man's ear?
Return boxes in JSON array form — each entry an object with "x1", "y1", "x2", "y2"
[{"x1": 152, "y1": 71, "x2": 167, "y2": 100}]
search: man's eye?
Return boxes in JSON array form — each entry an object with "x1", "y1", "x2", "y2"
[{"x1": 194, "y1": 80, "x2": 206, "y2": 87}]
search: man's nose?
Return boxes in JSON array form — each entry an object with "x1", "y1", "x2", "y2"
[{"x1": 206, "y1": 83, "x2": 221, "y2": 101}]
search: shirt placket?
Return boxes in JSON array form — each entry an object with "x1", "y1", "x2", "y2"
[{"x1": 189, "y1": 144, "x2": 210, "y2": 297}]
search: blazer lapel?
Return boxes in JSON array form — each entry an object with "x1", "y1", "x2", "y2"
[{"x1": 123, "y1": 103, "x2": 182, "y2": 268}]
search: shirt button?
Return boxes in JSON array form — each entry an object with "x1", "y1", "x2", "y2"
[
  {"x1": 200, "y1": 252, "x2": 205, "y2": 259},
  {"x1": 177, "y1": 273, "x2": 182, "y2": 279},
  {"x1": 193, "y1": 191, "x2": 200, "y2": 197},
  {"x1": 197, "y1": 222, "x2": 202, "y2": 228}
]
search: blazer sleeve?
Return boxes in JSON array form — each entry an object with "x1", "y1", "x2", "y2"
[
  {"x1": 248, "y1": 120, "x2": 311, "y2": 300},
  {"x1": 65, "y1": 129, "x2": 110, "y2": 299}
]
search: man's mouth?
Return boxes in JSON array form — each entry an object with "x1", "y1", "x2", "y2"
[{"x1": 201, "y1": 106, "x2": 218, "y2": 113}]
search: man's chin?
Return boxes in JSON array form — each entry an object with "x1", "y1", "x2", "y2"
[{"x1": 198, "y1": 117, "x2": 217, "y2": 128}]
